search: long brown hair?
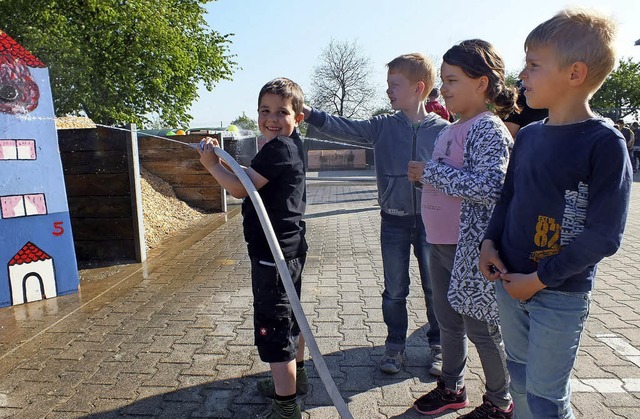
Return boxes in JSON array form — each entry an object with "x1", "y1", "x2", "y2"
[{"x1": 443, "y1": 39, "x2": 519, "y2": 118}]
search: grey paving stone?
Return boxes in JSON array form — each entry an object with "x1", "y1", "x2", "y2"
[{"x1": 0, "y1": 178, "x2": 638, "y2": 418}]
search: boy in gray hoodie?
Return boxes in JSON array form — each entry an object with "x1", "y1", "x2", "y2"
[{"x1": 304, "y1": 53, "x2": 448, "y2": 375}]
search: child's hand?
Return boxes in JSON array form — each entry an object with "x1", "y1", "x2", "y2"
[
  {"x1": 407, "y1": 160, "x2": 426, "y2": 182},
  {"x1": 500, "y1": 272, "x2": 546, "y2": 301},
  {"x1": 479, "y1": 240, "x2": 507, "y2": 281},
  {"x1": 198, "y1": 137, "x2": 221, "y2": 168}
]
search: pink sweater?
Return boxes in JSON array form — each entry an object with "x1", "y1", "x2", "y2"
[{"x1": 421, "y1": 112, "x2": 491, "y2": 244}]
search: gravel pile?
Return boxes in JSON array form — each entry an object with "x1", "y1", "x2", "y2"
[
  {"x1": 54, "y1": 116, "x2": 96, "y2": 129},
  {"x1": 139, "y1": 166, "x2": 210, "y2": 250}
]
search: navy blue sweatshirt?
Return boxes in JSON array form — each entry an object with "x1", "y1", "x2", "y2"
[{"x1": 484, "y1": 118, "x2": 632, "y2": 292}]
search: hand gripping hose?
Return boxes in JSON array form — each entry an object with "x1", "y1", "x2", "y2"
[{"x1": 209, "y1": 146, "x2": 353, "y2": 419}]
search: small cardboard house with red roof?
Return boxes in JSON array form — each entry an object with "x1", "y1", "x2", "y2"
[
  {"x1": 8, "y1": 242, "x2": 57, "y2": 305},
  {"x1": 0, "y1": 30, "x2": 79, "y2": 307}
]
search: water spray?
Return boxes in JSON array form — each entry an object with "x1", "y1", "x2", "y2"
[{"x1": 17, "y1": 114, "x2": 373, "y2": 150}]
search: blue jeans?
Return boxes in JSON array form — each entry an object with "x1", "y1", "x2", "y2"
[
  {"x1": 495, "y1": 279, "x2": 591, "y2": 419},
  {"x1": 380, "y1": 218, "x2": 440, "y2": 351}
]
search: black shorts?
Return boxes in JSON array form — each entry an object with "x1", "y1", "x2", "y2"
[{"x1": 251, "y1": 254, "x2": 305, "y2": 363}]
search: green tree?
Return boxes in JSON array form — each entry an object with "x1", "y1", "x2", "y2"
[
  {"x1": 0, "y1": 0, "x2": 236, "y2": 126},
  {"x1": 230, "y1": 112, "x2": 258, "y2": 132},
  {"x1": 145, "y1": 114, "x2": 166, "y2": 130},
  {"x1": 591, "y1": 58, "x2": 640, "y2": 120},
  {"x1": 505, "y1": 70, "x2": 521, "y2": 88},
  {"x1": 372, "y1": 107, "x2": 394, "y2": 116}
]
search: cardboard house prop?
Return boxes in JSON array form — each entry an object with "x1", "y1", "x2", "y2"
[{"x1": 0, "y1": 31, "x2": 79, "y2": 307}]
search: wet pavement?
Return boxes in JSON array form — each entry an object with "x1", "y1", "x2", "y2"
[{"x1": 0, "y1": 171, "x2": 639, "y2": 418}]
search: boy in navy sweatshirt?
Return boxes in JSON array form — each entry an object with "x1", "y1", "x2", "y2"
[{"x1": 479, "y1": 9, "x2": 632, "y2": 419}]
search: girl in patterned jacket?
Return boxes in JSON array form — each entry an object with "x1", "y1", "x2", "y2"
[{"x1": 407, "y1": 39, "x2": 518, "y2": 418}]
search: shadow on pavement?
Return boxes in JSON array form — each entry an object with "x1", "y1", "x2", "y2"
[
  {"x1": 308, "y1": 197, "x2": 379, "y2": 206},
  {"x1": 335, "y1": 188, "x2": 378, "y2": 196},
  {"x1": 304, "y1": 206, "x2": 379, "y2": 220},
  {"x1": 83, "y1": 328, "x2": 438, "y2": 418}
]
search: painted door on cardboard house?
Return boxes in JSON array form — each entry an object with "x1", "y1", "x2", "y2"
[{"x1": 0, "y1": 31, "x2": 79, "y2": 307}]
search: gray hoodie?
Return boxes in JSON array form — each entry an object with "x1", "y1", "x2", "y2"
[{"x1": 306, "y1": 108, "x2": 448, "y2": 219}]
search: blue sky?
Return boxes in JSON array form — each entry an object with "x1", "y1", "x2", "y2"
[{"x1": 188, "y1": 0, "x2": 640, "y2": 128}]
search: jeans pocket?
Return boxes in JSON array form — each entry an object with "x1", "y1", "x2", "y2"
[{"x1": 544, "y1": 289, "x2": 591, "y2": 322}]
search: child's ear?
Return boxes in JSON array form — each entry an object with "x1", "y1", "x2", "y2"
[
  {"x1": 568, "y1": 62, "x2": 588, "y2": 86},
  {"x1": 416, "y1": 81, "x2": 425, "y2": 96},
  {"x1": 477, "y1": 76, "x2": 489, "y2": 95},
  {"x1": 295, "y1": 112, "x2": 304, "y2": 124}
]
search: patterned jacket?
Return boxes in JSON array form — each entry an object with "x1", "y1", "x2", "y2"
[{"x1": 421, "y1": 113, "x2": 512, "y2": 324}]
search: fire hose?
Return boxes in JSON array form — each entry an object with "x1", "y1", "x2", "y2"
[{"x1": 198, "y1": 144, "x2": 353, "y2": 419}]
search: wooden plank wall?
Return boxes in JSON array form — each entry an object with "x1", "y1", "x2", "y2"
[
  {"x1": 137, "y1": 133, "x2": 230, "y2": 213},
  {"x1": 59, "y1": 126, "x2": 143, "y2": 263},
  {"x1": 59, "y1": 129, "x2": 253, "y2": 264}
]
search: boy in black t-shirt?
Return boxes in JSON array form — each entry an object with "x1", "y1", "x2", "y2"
[{"x1": 198, "y1": 78, "x2": 307, "y2": 419}]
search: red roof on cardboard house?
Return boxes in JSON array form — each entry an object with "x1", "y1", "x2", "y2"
[
  {"x1": 0, "y1": 31, "x2": 45, "y2": 68},
  {"x1": 9, "y1": 242, "x2": 52, "y2": 266}
]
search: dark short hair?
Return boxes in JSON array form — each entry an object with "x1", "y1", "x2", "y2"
[
  {"x1": 616, "y1": 119, "x2": 624, "y2": 124},
  {"x1": 429, "y1": 88, "x2": 439, "y2": 98},
  {"x1": 258, "y1": 78, "x2": 304, "y2": 114}
]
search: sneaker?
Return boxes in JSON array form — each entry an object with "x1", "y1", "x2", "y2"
[
  {"x1": 413, "y1": 378, "x2": 469, "y2": 415},
  {"x1": 428, "y1": 345, "x2": 442, "y2": 376},
  {"x1": 459, "y1": 396, "x2": 514, "y2": 419},
  {"x1": 256, "y1": 400, "x2": 301, "y2": 419},
  {"x1": 256, "y1": 368, "x2": 309, "y2": 398},
  {"x1": 380, "y1": 349, "x2": 404, "y2": 374}
]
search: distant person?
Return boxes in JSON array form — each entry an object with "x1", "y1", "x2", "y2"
[
  {"x1": 616, "y1": 119, "x2": 635, "y2": 162},
  {"x1": 425, "y1": 87, "x2": 453, "y2": 121},
  {"x1": 409, "y1": 39, "x2": 515, "y2": 418},
  {"x1": 304, "y1": 53, "x2": 447, "y2": 376},
  {"x1": 503, "y1": 80, "x2": 548, "y2": 138},
  {"x1": 198, "y1": 77, "x2": 308, "y2": 419},
  {"x1": 632, "y1": 121, "x2": 640, "y2": 172},
  {"x1": 480, "y1": 9, "x2": 632, "y2": 418}
]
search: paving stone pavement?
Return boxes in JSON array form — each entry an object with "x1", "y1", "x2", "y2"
[{"x1": 0, "y1": 172, "x2": 639, "y2": 418}]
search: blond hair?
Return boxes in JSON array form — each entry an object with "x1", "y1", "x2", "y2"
[
  {"x1": 386, "y1": 53, "x2": 436, "y2": 100},
  {"x1": 525, "y1": 8, "x2": 617, "y2": 91}
]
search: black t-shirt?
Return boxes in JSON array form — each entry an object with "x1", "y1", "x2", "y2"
[
  {"x1": 242, "y1": 132, "x2": 307, "y2": 260},
  {"x1": 504, "y1": 87, "x2": 548, "y2": 129}
]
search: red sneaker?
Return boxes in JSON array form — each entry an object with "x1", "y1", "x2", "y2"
[{"x1": 413, "y1": 378, "x2": 469, "y2": 415}]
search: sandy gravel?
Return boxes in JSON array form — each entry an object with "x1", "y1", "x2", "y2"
[{"x1": 139, "y1": 166, "x2": 210, "y2": 250}]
